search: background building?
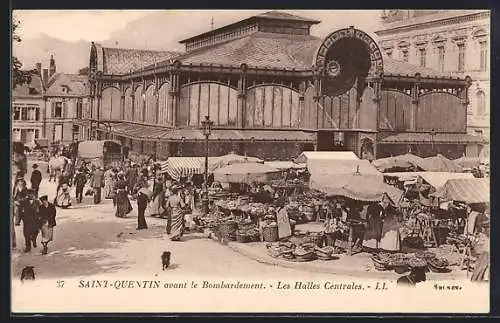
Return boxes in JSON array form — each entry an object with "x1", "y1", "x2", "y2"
[
  {"x1": 12, "y1": 64, "x2": 45, "y2": 144},
  {"x1": 80, "y1": 11, "x2": 484, "y2": 161},
  {"x1": 375, "y1": 10, "x2": 490, "y2": 159},
  {"x1": 44, "y1": 56, "x2": 89, "y2": 144}
]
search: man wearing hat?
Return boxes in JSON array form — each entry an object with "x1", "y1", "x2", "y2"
[
  {"x1": 38, "y1": 195, "x2": 57, "y2": 255},
  {"x1": 19, "y1": 189, "x2": 40, "y2": 252},
  {"x1": 90, "y1": 166, "x2": 104, "y2": 204},
  {"x1": 73, "y1": 167, "x2": 87, "y2": 203},
  {"x1": 30, "y1": 164, "x2": 42, "y2": 197}
]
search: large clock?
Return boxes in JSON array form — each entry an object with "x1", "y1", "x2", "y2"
[{"x1": 326, "y1": 60, "x2": 341, "y2": 77}]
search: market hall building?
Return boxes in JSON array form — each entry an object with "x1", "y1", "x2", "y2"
[{"x1": 78, "y1": 11, "x2": 485, "y2": 161}]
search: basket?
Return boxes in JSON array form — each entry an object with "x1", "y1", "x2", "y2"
[
  {"x1": 219, "y1": 221, "x2": 238, "y2": 237},
  {"x1": 235, "y1": 232, "x2": 252, "y2": 243},
  {"x1": 263, "y1": 225, "x2": 279, "y2": 242},
  {"x1": 289, "y1": 233, "x2": 324, "y2": 247}
]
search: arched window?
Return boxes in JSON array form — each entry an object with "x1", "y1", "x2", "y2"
[{"x1": 477, "y1": 90, "x2": 486, "y2": 115}]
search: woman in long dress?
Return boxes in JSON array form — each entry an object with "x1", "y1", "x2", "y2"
[
  {"x1": 103, "y1": 167, "x2": 116, "y2": 199},
  {"x1": 55, "y1": 172, "x2": 72, "y2": 208},
  {"x1": 166, "y1": 186, "x2": 186, "y2": 241},
  {"x1": 114, "y1": 174, "x2": 132, "y2": 218},
  {"x1": 378, "y1": 205, "x2": 402, "y2": 252},
  {"x1": 362, "y1": 200, "x2": 387, "y2": 251},
  {"x1": 149, "y1": 174, "x2": 165, "y2": 217}
]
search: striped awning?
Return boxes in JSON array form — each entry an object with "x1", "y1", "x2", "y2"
[
  {"x1": 431, "y1": 178, "x2": 489, "y2": 204},
  {"x1": 159, "y1": 157, "x2": 205, "y2": 181}
]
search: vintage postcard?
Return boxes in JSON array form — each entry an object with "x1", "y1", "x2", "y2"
[{"x1": 11, "y1": 9, "x2": 490, "y2": 314}]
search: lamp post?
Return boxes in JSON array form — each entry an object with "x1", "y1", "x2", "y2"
[{"x1": 201, "y1": 115, "x2": 213, "y2": 215}]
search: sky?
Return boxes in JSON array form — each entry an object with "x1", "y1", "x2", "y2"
[
  {"x1": 13, "y1": 10, "x2": 155, "y2": 41},
  {"x1": 13, "y1": 9, "x2": 382, "y2": 42}
]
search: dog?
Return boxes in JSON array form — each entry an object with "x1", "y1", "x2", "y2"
[
  {"x1": 161, "y1": 251, "x2": 171, "y2": 270},
  {"x1": 21, "y1": 266, "x2": 35, "y2": 282}
]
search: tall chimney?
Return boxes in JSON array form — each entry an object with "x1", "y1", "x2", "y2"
[
  {"x1": 35, "y1": 63, "x2": 42, "y2": 74},
  {"x1": 49, "y1": 54, "x2": 56, "y2": 77},
  {"x1": 42, "y1": 69, "x2": 49, "y2": 87}
]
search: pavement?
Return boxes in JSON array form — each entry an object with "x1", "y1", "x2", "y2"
[{"x1": 11, "y1": 164, "x2": 467, "y2": 281}]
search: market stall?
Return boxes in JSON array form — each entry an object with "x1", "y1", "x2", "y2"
[
  {"x1": 213, "y1": 162, "x2": 281, "y2": 184},
  {"x1": 372, "y1": 153, "x2": 427, "y2": 173},
  {"x1": 431, "y1": 178, "x2": 489, "y2": 204},
  {"x1": 421, "y1": 154, "x2": 463, "y2": 173}
]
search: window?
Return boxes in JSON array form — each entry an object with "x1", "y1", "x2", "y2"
[
  {"x1": 402, "y1": 49, "x2": 409, "y2": 62},
  {"x1": 457, "y1": 44, "x2": 465, "y2": 72},
  {"x1": 54, "y1": 102, "x2": 63, "y2": 118},
  {"x1": 419, "y1": 48, "x2": 426, "y2": 67},
  {"x1": 477, "y1": 91, "x2": 486, "y2": 115},
  {"x1": 438, "y1": 46, "x2": 445, "y2": 72},
  {"x1": 474, "y1": 130, "x2": 483, "y2": 137},
  {"x1": 21, "y1": 108, "x2": 28, "y2": 120},
  {"x1": 13, "y1": 107, "x2": 21, "y2": 120},
  {"x1": 35, "y1": 129, "x2": 40, "y2": 139},
  {"x1": 53, "y1": 124, "x2": 63, "y2": 141},
  {"x1": 480, "y1": 41, "x2": 488, "y2": 71},
  {"x1": 77, "y1": 99, "x2": 83, "y2": 119}
]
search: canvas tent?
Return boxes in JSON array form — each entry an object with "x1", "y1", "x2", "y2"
[
  {"x1": 372, "y1": 153, "x2": 427, "y2": 172},
  {"x1": 421, "y1": 154, "x2": 462, "y2": 173},
  {"x1": 294, "y1": 151, "x2": 359, "y2": 164},
  {"x1": 431, "y1": 178, "x2": 489, "y2": 204},
  {"x1": 213, "y1": 162, "x2": 281, "y2": 183},
  {"x1": 264, "y1": 161, "x2": 307, "y2": 170}
]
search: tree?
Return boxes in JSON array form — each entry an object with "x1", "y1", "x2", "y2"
[
  {"x1": 78, "y1": 66, "x2": 89, "y2": 75},
  {"x1": 12, "y1": 19, "x2": 36, "y2": 89}
]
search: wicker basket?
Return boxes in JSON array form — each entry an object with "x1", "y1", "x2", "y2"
[
  {"x1": 289, "y1": 234, "x2": 324, "y2": 247},
  {"x1": 219, "y1": 221, "x2": 238, "y2": 237},
  {"x1": 263, "y1": 225, "x2": 279, "y2": 242},
  {"x1": 235, "y1": 233, "x2": 252, "y2": 243}
]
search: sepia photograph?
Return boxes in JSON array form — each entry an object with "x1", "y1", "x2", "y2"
[{"x1": 11, "y1": 9, "x2": 490, "y2": 314}]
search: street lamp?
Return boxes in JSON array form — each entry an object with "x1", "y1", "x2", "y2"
[{"x1": 201, "y1": 115, "x2": 213, "y2": 215}]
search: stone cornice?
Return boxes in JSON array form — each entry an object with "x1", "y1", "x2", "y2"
[{"x1": 375, "y1": 11, "x2": 490, "y2": 36}]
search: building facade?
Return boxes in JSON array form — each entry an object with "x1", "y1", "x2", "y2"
[
  {"x1": 375, "y1": 10, "x2": 490, "y2": 159},
  {"x1": 45, "y1": 71, "x2": 89, "y2": 144},
  {"x1": 81, "y1": 11, "x2": 484, "y2": 161},
  {"x1": 12, "y1": 69, "x2": 45, "y2": 144}
]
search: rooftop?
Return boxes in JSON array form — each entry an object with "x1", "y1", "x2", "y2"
[
  {"x1": 45, "y1": 73, "x2": 89, "y2": 97},
  {"x1": 376, "y1": 9, "x2": 489, "y2": 34},
  {"x1": 12, "y1": 73, "x2": 44, "y2": 98},
  {"x1": 149, "y1": 31, "x2": 452, "y2": 78},
  {"x1": 179, "y1": 10, "x2": 321, "y2": 43},
  {"x1": 94, "y1": 44, "x2": 181, "y2": 75}
]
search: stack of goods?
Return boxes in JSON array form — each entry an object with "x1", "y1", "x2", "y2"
[
  {"x1": 266, "y1": 241, "x2": 339, "y2": 262},
  {"x1": 289, "y1": 232, "x2": 325, "y2": 248},
  {"x1": 292, "y1": 244, "x2": 316, "y2": 262},
  {"x1": 235, "y1": 219, "x2": 260, "y2": 243},
  {"x1": 266, "y1": 242, "x2": 295, "y2": 260},
  {"x1": 415, "y1": 251, "x2": 450, "y2": 273},
  {"x1": 314, "y1": 245, "x2": 337, "y2": 260},
  {"x1": 371, "y1": 253, "x2": 413, "y2": 272}
]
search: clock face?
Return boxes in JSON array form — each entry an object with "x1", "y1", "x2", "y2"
[{"x1": 326, "y1": 60, "x2": 341, "y2": 77}]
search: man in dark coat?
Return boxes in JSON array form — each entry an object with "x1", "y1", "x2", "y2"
[
  {"x1": 30, "y1": 164, "x2": 42, "y2": 197},
  {"x1": 90, "y1": 167, "x2": 104, "y2": 204},
  {"x1": 73, "y1": 168, "x2": 87, "y2": 203},
  {"x1": 38, "y1": 195, "x2": 57, "y2": 255},
  {"x1": 19, "y1": 190, "x2": 40, "y2": 252},
  {"x1": 127, "y1": 164, "x2": 138, "y2": 195},
  {"x1": 13, "y1": 178, "x2": 28, "y2": 225}
]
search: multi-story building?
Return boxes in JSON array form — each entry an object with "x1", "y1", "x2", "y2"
[
  {"x1": 80, "y1": 11, "x2": 484, "y2": 161},
  {"x1": 12, "y1": 65, "x2": 45, "y2": 144},
  {"x1": 375, "y1": 10, "x2": 490, "y2": 159},
  {"x1": 45, "y1": 56, "x2": 89, "y2": 144}
]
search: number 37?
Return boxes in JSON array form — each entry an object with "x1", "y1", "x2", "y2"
[{"x1": 56, "y1": 280, "x2": 65, "y2": 288}]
